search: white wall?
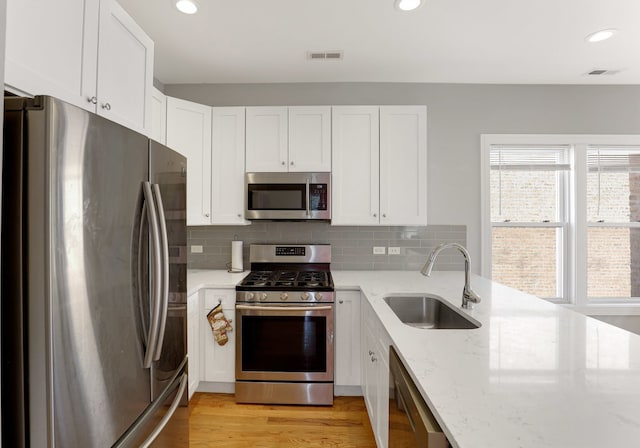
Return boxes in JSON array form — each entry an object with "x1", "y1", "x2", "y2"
[{"x1": 165, "y1": 82, "x2": 640, "y2": 273}]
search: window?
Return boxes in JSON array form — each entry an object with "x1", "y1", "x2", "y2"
[
  {"x1": 482, "y1": 135, "x2": 640, "y2": 307},
  {"x1": 489, "y1": 146, "x2": 570, "y2": 300},
  {"x1": 587, "y1": 147, "x2": 640, "y2": 300}
]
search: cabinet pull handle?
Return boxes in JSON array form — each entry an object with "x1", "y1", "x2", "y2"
[
  {"x1": 87, "y1": 96, "x2": 97, "y2": 104},
  {"x1": 102, "y1": 102, "x2": 111, "y2": 111}
]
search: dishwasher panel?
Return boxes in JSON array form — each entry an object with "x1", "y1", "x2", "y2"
[{"x1": 389, "y1": 347, "x2": 449, "y2": 448}]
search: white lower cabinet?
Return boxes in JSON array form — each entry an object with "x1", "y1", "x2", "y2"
[
  {"x1": 187, "y1": 292, "x2": 200, "y2": 399},
  {"x1": 335, "y1": 290, "x2": 362, "y2": 391},
  {"x1": 200, "y1": 289, "x2": 236, "y2": 385},
  {"x1": 362, "y1": 297, "x2": 392, "y2": 448}
]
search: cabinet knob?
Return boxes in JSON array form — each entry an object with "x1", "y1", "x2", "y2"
[
  {"x1": 373, "y1": 213, "x2": 377, "y2": 218},
  {"x1": 87, "y1": 96, "x2": 97, "y2": 104},
  {"x1": 339, "y1": 300, "x2": 344, "y2": 304},
  {"x1": 101, "y1": 102, "x2": 111, "y2": 111},
  {"x1": 368, "y1": 350, "x2": 373, "y2": 356},
  {"x1": 383, "y1": 214, "x2": 387, "y2": 218},
  {"x1": 281, "y1": 161, "x2": 286, "y2": 166},
  {"x1": 237, "y1": 214, "x2": 241, "y2": 218},
  {"x1": 290, "y1": 161, "x2": 294, "y2": 166},
  {"x1": 204, "y1": 213, "x2": 210, "y2": 218}
]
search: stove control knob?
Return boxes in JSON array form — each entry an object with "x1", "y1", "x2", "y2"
[
  {"x1": 316, "y1": 292, "x2": 323, "y2": 301},
  {"x1": 259, "y1": 293, "x2": 268, "y2": 302},
  {"x1": 301, "y1": 292, "x2": 310, "y2": 301},
  {"x1": 280, "y1": 292, "x2": 288, "y2": 301},
  {"x1": 246, "y1": 292, "x2": 255, "y2": 301}
]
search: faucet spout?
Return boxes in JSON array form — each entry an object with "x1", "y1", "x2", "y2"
[{"x1": 420, "y1": 242, "x2": 481, "y2": 309}]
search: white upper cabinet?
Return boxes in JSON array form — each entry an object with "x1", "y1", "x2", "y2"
[
  {"x1": 166, "y1": 97, "x2": 212, "y2": 226},
  {"x1": 246, "y1": 106, "x2": 331, "y2": 172},
  {"x1": 288, "y1": 106, "x2": 331, "y2": 172},
  {"x1": 331, "y1": 106, "x2": 380, "y2": 225},
  {"x1": 379, "y1": 106, "x2": 428, "y2": 225},
  {"x1": 332, "y1": 105, "x2": 428, "y2": 226},
  {"x1": 5, "y1": 0, "x2": 153, "y2": 135},
  {"x1": 211, "y1": 107, "x2": 248, "y2": 225},
  {"x1": 5, "y1": 0, "x2": 99, "y2": 107},
  {"x1": 150, "y1": 87, "x2": 167, "y2": 144},
  {"x1": 96, "y1": 0, "x2": 153, "y2": 135},
  {"x1": 245, "y1": 107, "x2": 288, "y2": 172}
]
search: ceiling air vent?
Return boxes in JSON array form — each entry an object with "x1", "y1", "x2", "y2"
[
  {"x1": 586, "y1": 69, "x2": 620, "y2": 76},
  {"x1": 307, "y1": 51, "x2": 343, "y2": 61}
]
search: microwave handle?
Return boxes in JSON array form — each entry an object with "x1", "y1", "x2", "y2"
[{"x1": 306, "y1": 178, "x2": 310, "y2": 217}]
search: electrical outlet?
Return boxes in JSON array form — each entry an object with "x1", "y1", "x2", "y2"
[
  {"x1": 389, "y1": 247, "x2": 401, "y2": 255},
  {"x1": 373, "y1": 246, "x2": 386, "y2": 255},
  {"x1": 191, "y1": 245, "x2": 203, "y2": 253}
]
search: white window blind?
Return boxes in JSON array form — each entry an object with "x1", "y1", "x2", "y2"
[
  {"x1": 490, "y1": 146, "x2": 571, "y2": 171},
  {"x1": 587, "y1": 147, "x2": 640, "y2": 172}
]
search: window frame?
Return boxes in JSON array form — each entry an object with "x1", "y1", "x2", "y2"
[{"x1": 481, "y1": 134, "x2": 640, "y2": 313}]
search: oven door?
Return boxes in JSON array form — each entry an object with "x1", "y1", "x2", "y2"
[{"x1": 235, "y1": 303, "x2": 334, "y2": 382}]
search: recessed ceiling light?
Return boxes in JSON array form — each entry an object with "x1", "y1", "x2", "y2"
[
  {"x1": 175, "y1": 0, "x2": 199, "y2": 14},
  {"x1": 395, "y1": 0, "x2": 423, "y2": 12},
  {"x1": 585, "y1": 29, "x2": 618, "y2": 43}
]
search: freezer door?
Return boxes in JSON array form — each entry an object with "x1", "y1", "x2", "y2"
[
  {"x1": 113, "y1": 358, "x2": 189, "y2": 448},
  {"x1": 15, "y1": 96, "x2": 153, "y2": 447}
]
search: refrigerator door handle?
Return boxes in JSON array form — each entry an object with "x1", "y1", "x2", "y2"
[
  {"x1": 143, "y1": 181, "x2": 162, "y2": 369},
  {"x1": 137, "y1": 201, "x2": 149, "y2": 342},
  {"x1": 139, "y1": 373, "x2": 188, "y2": 448},
  {"x1": 152, "y1": 183, "x2": 170, "y2": 361}
]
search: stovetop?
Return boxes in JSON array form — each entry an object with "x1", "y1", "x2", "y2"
[{"x1": 238, "y1": 270, "x2": 334, "y2": 291}]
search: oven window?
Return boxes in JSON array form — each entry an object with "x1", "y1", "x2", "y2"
[
  {"x1": 241, "y1": 316, "x2": 326, "y2": 372},
  {"x1": 248, "y1": 184, "x2": 306, "y2": 210}
]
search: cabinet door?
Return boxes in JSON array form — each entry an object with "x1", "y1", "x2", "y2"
[
  {"x1": 332, "y1": 106, "x2": 380, "y2": 225},
  {"x1": 362, "y1": 317, "x2": 378, "y2": 436},
  {"x1": 380, "y1": 106, "x2": 428, "y2": 225},
  {"x1": 211, "y1": 107, "x2": 249, "y2": 225},
  {"x1": 150, "y1": 87, "x2": 167, "y2": 144},
  {"x1": 5, "y1": 0, "x2": 99, "y2": 110},
  {"x1": 288, "y1": 106, "x2": 331, "y2": 172},
  {"x1": 335, "y1": 290, "x2": 361, "y2": 387},
  {"x1": 187, "y1": 292, "x2": 200, "y2": 399},
  {"x1": 245, "y1": 107, "x2": 288, "y2": 172},
  {"x1": 201, "y1": 290, "x2": 236, "y2": 383},
  {"x1": 375, "y1": 328, "x2": 392, "y2": 448},
  {"x1": 96, "y1": 0, "x2": 153, "y2": 135},
  {"x1": 166, "y1": 97, "x2": 212, "y2": 226}
]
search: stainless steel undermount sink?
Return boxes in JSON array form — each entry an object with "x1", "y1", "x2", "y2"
[{"x1": 383, "y1": 295, "x2": 481, "y2": 329}]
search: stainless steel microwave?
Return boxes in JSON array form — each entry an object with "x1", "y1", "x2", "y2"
[{"x1": 245, "y1": 172, "x2": 331, "y2": 221}]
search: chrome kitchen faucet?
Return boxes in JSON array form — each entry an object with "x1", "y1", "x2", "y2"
[{"x1": 421, "y1": 242, "x2": 481, "y2": 309}]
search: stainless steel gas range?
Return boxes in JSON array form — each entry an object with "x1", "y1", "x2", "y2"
[{"x1": 235, "y1": 244, "x2": 334, "y2": 406}]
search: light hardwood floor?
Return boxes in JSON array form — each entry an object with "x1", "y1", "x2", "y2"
[{"x1": 189, "y1": 393, "x2": 376, "y2": 447}]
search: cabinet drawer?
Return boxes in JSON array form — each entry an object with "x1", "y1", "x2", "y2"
[{"x1": 203, "y1": 289, "x2": 236, "y2": 310}]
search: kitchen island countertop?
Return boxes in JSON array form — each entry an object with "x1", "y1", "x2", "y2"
[{"x1": 188, "y1": 269, "x2": 640, "y2": 447}]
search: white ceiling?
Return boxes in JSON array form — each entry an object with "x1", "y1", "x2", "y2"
[{"x1": 118, "y1": 0, "x2": 640, "y2": 85}]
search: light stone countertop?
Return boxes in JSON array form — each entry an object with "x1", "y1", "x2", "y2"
[{"x1": 188, "y1": 269, "x2": 640, "y2": 448}]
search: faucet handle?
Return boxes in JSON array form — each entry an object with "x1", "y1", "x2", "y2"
[{"x1": 462, "y1": 287, "x2": 481, "y2": 309}]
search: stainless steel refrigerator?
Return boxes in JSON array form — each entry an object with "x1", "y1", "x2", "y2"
[{"x1": 1, "y1": 95, "x2": 189, "y2": 447}]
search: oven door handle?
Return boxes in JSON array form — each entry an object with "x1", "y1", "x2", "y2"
[{"x1": 236, "y1": 304, "x2": 333, "y2": 312}]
